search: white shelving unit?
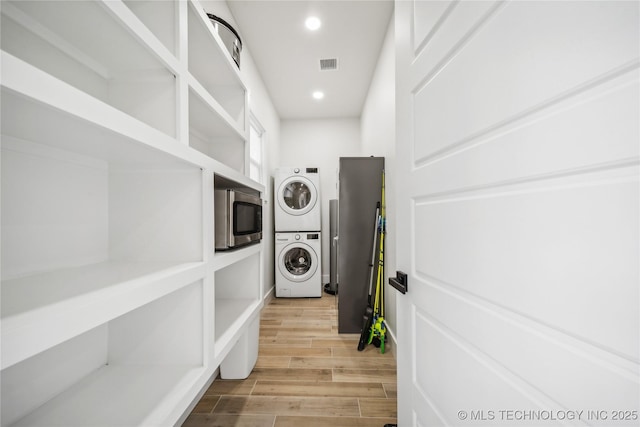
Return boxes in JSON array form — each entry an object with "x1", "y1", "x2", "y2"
[
  {"x1": 0, "y1": 1, "x2": 264, "y2": 426},
  {"x1": 214, "y1": 249, "x2": 262, "y2": 357},
  {"x1": 187, "y1": 1, "x2": 248, "y2": 172},
  {"x1": 3, "y1": 283, "x2": 205, "y2": 427}
]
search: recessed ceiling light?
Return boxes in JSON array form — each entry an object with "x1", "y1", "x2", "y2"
[
  {"x1": 312, "y1": 91, "x2": 325, "y2": 100},
  {"x1": 305, "y1": 16, "x2": 321, "y2": 31}
]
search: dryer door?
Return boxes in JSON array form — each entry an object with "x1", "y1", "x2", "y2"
[
  {"x1": 278, "y1": 243, "x2": 318, "y2": 282},
  {"x1": 277, "y1": 176, "x2": 318, "y2": 216}
]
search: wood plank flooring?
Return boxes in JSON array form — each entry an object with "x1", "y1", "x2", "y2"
[{"x1": 183, "y1": 293, "x2": 397, "y2": 427}]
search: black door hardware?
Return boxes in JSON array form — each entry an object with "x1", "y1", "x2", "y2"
[{"x1": 389, "y1": 271, "x2": 408, "y2": 294}]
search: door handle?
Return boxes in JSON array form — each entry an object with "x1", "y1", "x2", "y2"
[{"x1": 389, "y1": 271, "x2": 408, "y2": 294}]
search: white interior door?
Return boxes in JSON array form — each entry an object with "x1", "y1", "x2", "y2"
[{"x1": 394, "y1": 1, "x2": 639, "y2": 425}]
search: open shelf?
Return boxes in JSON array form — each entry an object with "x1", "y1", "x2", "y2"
[
  {"x1": 187, "y1": 1, "x2": 246, "y2": 133},
  {"x1": 215, "y1": 299, "x2": 261, "y2": 355},
  {"x1": 189, "y1": 83, "x2": 247, "y2": 171},
  {"x1": 10, "y1": 365, "x2": 205, "y2": 427},
  {"x1": 1, "y1": 0, "x2": 178, "y2": 137},
  {"x1": 0, "y1": 51, "x2": 201, "y2": 169},
  {"x1": 214, "y1": 252, "x2": 261, "y2": 355},
  {"x1": 2, "y1": 61, "x2": 205, "y2": 368},
  {"x1": 213, "y1": 242, "x2": 262, "y2": 271},
  {"x1": 1, "y1": 262, "x2": 205, "y2": 369},
  {"x1": 123, "y1": 0, "x2": 177, "y2": 56},
  {"x1": 214, "y1": 174, "x2": 263, "y2": 198},
  {"x1": 1, "y1": 283, "x2": 205, "y2": 427},
  {"x1": 1, "y1": 143, "x2": 203, "y2": 366}
]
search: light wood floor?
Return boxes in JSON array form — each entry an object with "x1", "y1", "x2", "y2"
[{"x1": 183, "y1": 292, "x2": 398, "y2": 427}]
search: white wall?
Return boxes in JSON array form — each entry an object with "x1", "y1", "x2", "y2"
[
  {"x1": 361, "y1": 16, "x2": 396, "y2": 346},
  {"x1": 279, "y1": 118, "x2": 361, "y2": 282},
  {"x1": 201, "y1": 1, "x2": 281, "y2": 298},
  {"x1": 242, "y1": 51, "x2": 281, "y2": 299}
]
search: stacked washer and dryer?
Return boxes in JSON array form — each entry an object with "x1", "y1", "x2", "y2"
[{"x1": 274, "y1": 167, "x2": 322, "y2": 297}]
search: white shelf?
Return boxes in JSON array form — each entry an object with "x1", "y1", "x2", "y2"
[
  {"x1": 213, "y1": 243, "x2": 262, "y2": 271},
  {"x1": 0, "y1": 51, "x2": 200, "y2": 169},
  {"x1": 122, "y1": 0, "x2": 177, "y2": 56},
  {"x1": 187, "y1": 0, "x2": 244, "y2": 88},
  {"x1": 213, "y1": 168, "x2": 267, "y2": 196},
  {"x1": 2, "y1": 281, "x2": 206, "y2": 427},
  {"x1": 215, "y1": 298, "x2": 261, "y2": 355},
  {"x1": 189, "y1": 74, "x2": 244, "y2": 140},
  {"x1": 1, "y1": 50, "x2": 257, "y2": 183},
  {"x1": 187, "y1": 1, "x2": 246, "y2": 131},
  {"x1": 10, "y1": 364, "x2": 204, "y2": 427},
  {"x1": 101, "y1": 0, "x2": 179, "y2": 72},
  {"x1": 1, "y1": 0, "x2": 179, "y2": 137},
  {"x1": 213, "y1": 250, "x2": 262, "y2": 356},
  {"x1": 1, "y1": 262, "x2": 206, "y2": 370},
  {"x1": 189, "y1": 78, "x2": 247, "y2": 171}
]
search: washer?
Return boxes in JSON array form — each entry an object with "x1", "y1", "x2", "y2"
[
  {"x1": 274, "y1": 167, "x2": 321, "y2": 232},
  {"x1": 275, "y1": 232, "x2": 322, "y2": 297}
]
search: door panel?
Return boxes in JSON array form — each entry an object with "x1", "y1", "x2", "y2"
[
  {"x1": 411, "y1": 0, "x2": 451, "y2": 55},
  {"x1": 411, "y1": 1, "x2": 639, "y2": 164},
  {"x1": 415, "y1": 178, "x2": 639, "y2": 359},
  {"x1": 417, "y1": 281, "x2": 638, "y2": 410},
  {"x1": 408, "y1": 70, "x2": 639, "y2": 198},
  {"x1": 412, "y1": 1, "x2": 499, "y2": 81},
  {"x1": 413, "y1": 308, "x2": 567, "y2": 426},
  {"x1": 395, "y1": 1, "x2": 639, "y2": 425}
]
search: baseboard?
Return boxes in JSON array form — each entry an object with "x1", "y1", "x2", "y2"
[
  {"x1": 385, "y1": 323, "x2": 398, "y2": 360},
  {"x1": 263, "y1": 285, "x2": 275, "y2": 305}
]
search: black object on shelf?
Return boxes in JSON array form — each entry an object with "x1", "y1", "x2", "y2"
[{"x1": 207, "y1": 13, "x2": 242, "y2": 69}]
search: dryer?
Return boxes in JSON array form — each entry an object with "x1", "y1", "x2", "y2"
[
  {"x1": 274, "y1": 167, "x2": 321, "y2": 231},
  {"x1": 275, "y1": 232, "x2": 322, "y2": 297}
]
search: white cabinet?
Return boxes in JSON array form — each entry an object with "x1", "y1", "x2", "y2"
[{"x1": 0, "y1": 1, "x2": 263, "y2": 426}]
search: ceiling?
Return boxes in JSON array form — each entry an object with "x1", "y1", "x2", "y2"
[{"x1": 226, "y1": 0, "x2": 394, "y2": 120}]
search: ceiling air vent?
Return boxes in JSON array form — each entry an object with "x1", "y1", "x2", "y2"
[{"x1": 319, "y1": 58, "x2": 338, "y2": 71}]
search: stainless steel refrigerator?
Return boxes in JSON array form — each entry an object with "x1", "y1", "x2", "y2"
[{"x1": 337, "y1": 157, "x2": 385, "y2": 333}]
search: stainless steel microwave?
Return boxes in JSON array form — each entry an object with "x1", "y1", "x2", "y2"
[{"x1": 215, "y1": 189, "x2": 263, "y2": 250}]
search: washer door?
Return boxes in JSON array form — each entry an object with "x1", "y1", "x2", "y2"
[
  {"x1": 278, "y1": 242, "x2": 318, "y2": 282},
  {"x1": 277, "y1": 176, "x2": 318, "y2": 216}
]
